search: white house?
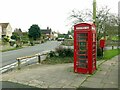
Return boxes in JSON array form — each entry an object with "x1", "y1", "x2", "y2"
[{"x1": 0, "y1": 23, "x2": 12, "y2": 39}]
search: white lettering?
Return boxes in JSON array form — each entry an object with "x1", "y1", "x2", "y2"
[{"x1": 76, "y1": 26, "x2": 89, "y2": 30}]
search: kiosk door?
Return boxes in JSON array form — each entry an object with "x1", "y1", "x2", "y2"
[{"x1": 76, "y1": 33, "x2": 88, "y2": 69}]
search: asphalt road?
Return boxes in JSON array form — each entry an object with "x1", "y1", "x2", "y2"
[
  {"x1": 1, "y1": 81, "x2": 38, "y2": 88},
  {"x1": 104, "y1": 46, "x2": 120, "y2": 50},
  {"x1": 1, "y1": 41, "x2": 61, "y2": 67}
]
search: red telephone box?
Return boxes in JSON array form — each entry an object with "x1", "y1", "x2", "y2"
[{"x1": 74, "y1": 23, "x2": 96, "y2": 74}]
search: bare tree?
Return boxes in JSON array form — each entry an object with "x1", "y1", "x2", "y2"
[
  {"x1": 68, "y1": 9, "x2": 92, "y2": 26},
  {"x1": 68, "y1": 6, "x2": 118, "y2": 41}
]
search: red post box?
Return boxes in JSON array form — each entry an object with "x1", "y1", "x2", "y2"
[
  {"x1": 74, "y1": 23, "x2": 96, "y2": 74},
  {"x1": 100, "y1": 39, "x2": 105, "y2": 48},
  {"x1": 100, "y1": 39, "x2": 105, "y2": 57}
]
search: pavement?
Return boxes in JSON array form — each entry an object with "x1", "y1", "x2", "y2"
[
  {"x1": 0, "y1": 55, "x2": 119, "y2": 89},
  {"x1": 80, "y1": 55, "x2": 118, "y2": 88}
]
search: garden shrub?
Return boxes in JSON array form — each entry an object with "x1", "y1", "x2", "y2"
[
  {"x1": 55, "y1": 46, "x2": 73, "y2": 57},
  {"x1": 9, "y1": 40, "x2": 15, "y2": 46},
  {"x1": 45, "y1": 47, "x2": 74, "y2": 64},
  {"x1": 34, "y1": 41, "x2": 41, "y2": 44},
  {"x1": 22, "y1": 40, "x2": 28, "y2": 44},
  {"x1": 30, "y1": 41, "x2": 34, "y2": 46},
  {"x1": 64, "y1": 48, "x2": 73, "y2": 57},
  {"x1": 49, "y1": 51, "x2": 56, "y2": 57},
  {"x1": 3, "y1": 36, "x2": 10, "y2": 42},
  {"x1": 55, "y1": 47, "x2": 65, "y2": 57}
]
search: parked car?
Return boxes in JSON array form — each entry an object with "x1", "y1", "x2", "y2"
[
  {"x1": 57, "y1": 38, "x2": 64, "y2": 41},
  {"x1": 9, "y1": 39, "x2": 16, "y2": 46}
]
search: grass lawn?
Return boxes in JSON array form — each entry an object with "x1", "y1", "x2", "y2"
[
  {"x1": 42, "y1": 57, "x2": 73, "y2": 64},
  {"x1": 111, "y1": 36, "x2": 119, "y2": 41},
  {"x1": 1, "y1": 47, "x2": 23, "y2": 52},
  {"x1": 103, "y1": 49, "x2": 120, "y2": 60}
]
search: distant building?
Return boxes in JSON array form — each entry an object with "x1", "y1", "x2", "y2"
[
  {"x1": 52, "y1": 31, "x2": 58, "y2": 40},
  {"x1": 40, "y1": 27, "x2": 58, "y2": 40},
  {"x1": 41, "y1": 27, "x2": 52, "y2": 35},
  {"x1": 14, "y1": 28, "x2": 22, "y2": 33},
  {"x1": 13, "y1": 28, "x2": 23, "y2": 37},
  {"x1": 0, "y1": 23, "x2": 12, "y2": 39},
  {"x1": 41, "y1": 27, "x2": 53, "y2": 40}
]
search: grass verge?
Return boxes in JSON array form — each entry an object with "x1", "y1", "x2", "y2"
[
  {"x1": 103, "y1": 49, "x2": 120, "y2": 60},
  {"x1": 1, "y1": 47, "x2": 23, "y2": 52},
  {"x1": 42, "y1": 57, "x2": 73, "y2": 64}
]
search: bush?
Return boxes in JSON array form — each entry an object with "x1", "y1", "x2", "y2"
[
  {"x1": 22, "y1": 40, "x2": 28, "y2": 44},
  {"x1": 49, "y1": 51, "x2": 56, "y2": 57},
  {"x1": 64, "y1": 48, "x2": 73, "y2": 57},
  {"x1": 30, "y1": 41, "x2": 35, "y2": 46},
  {"x1": 3, "y1": 36, "x2": 10, "y2": 42},
  {"x1": 55, "y1": 46, "x2": 73, "y2": 57},
  {"x1": 9, "y1": 40, "x2": 15, "y2": 46},
  {"x1": 55, "y1": 47, "x2": 65, "y2": 57},
  {"x1": 34, "y1": 41, "x2": 41, "y2": 44},
  {"x1": 41, "y1": 40, "x2": 44, "y2": 43}
]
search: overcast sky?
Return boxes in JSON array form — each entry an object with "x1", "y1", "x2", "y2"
[{"x1": 0, "y1": 0, "x2": 119, "y2": 33}]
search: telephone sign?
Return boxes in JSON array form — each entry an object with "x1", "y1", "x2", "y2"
[{"x1": 76, "y1": 26, "x2": 89, "y2": 30}]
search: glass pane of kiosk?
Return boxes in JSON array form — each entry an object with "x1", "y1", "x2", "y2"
[{"x1": 77, "y1": 33, "x2": 88, "y2": 68}]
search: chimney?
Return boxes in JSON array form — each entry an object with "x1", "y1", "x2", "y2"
[{"x1": 47, "y1": 27, "x2": 49, "y2": 30}]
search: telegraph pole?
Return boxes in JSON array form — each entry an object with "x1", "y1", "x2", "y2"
[{"x1": 93, "y1": 0, "x2": 96, "y2": 24}]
